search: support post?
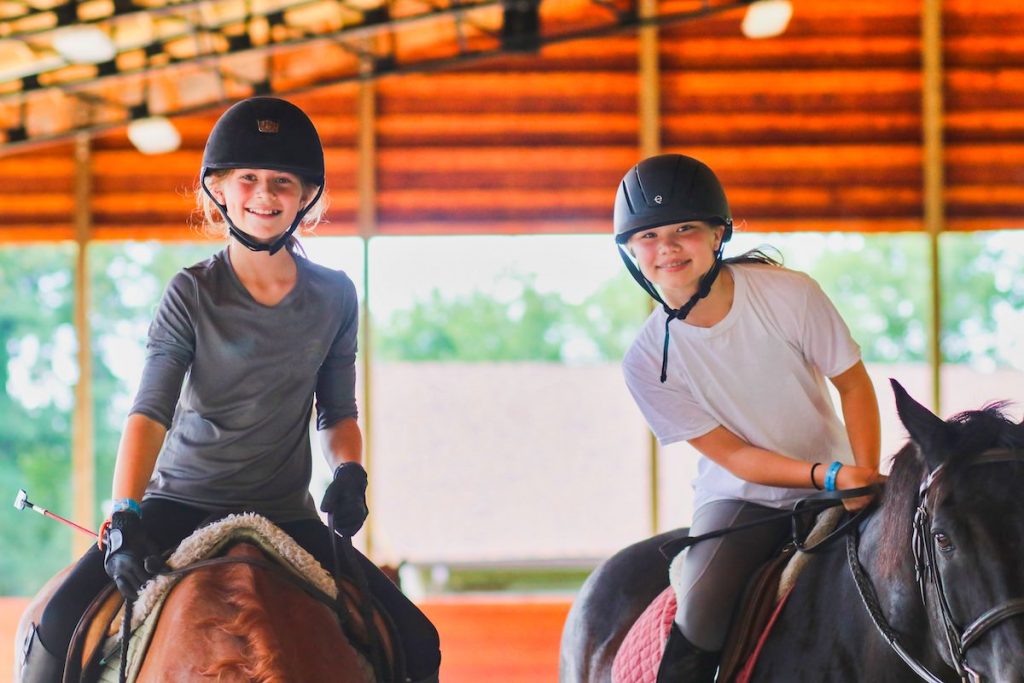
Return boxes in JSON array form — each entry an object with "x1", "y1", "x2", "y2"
[
  {"x1": 357, "y1": 61, "x2": 378, "y2": 557},
  {"x1": 921, "y1": 0, "x2": 945, "y2": 412},
  {"x1": 639, "y1": 0, "x2": 661, "y2": 534},
  {"x1": 72, "y1": 133, "x2": 94, "y2": 557}
]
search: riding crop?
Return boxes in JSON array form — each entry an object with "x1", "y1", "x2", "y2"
[{"x1": 13, "y1": 488, "x2": 98, "y2": 538}]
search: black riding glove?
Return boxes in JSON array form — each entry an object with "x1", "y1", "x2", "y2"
[
  {"x1": 320, "y1": 462, "x2": 369, "y2": 537},
  {"x1": 103, "y1": 510, "x2": 159, "y2": 600}
]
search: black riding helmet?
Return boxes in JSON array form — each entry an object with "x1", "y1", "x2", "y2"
[
  {"x1": 614, "y1": 153, "x2": 732, "y2": 244},
  {"x1": 201, "y1": 97, "x2": 325, "y2": 255},
  {"x1": 613, "y1": 154, "x2": 733, "y2": 382}
]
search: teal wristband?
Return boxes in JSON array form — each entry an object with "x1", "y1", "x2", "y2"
[
  {"x1": 824, "y1": 461, "x2": 843, "y2": 492},
  {"x1": 112, "y1": 498, "x2": 142, "y2": 517}
]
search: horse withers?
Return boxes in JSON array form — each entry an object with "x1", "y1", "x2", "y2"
[
  {"x1": 15, "y1": 513, "x2": 390, "y2": 682},
  {"x1": 560, "y1": 381, "x2": 1024, "y2": 682}
]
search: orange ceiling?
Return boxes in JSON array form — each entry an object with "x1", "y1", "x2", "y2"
[{"x1": 1, "y1": 0, "x2": 1022, "y2": 242}]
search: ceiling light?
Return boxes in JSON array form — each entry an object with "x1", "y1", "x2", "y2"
[
  {"x1": 741, "y1": 0, "x2": 793, "y2": 39},
  {"x1": 0, "y1": 40, "x2": 36, "y2": 80},
  {"x1": 127, "y1": 116, "x2": 181, "y2": 154},
  {"x1": 52, "y1": 26, "x2": 117, "y2": 64}
]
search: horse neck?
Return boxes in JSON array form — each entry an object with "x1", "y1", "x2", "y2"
[{"x1": 857, "y1": 508, "x2": 947, "y2": 664}]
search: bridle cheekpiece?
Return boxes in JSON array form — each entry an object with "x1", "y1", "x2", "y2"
[
  {"x1": 852, "y1": 447, "x2": 1024, "y2": 683},
  {"x1": 910, "y1": 448, "x2": 1024, "y2": 682}
]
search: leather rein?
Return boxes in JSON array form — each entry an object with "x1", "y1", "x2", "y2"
[{"x1": 848, "y1": 448, "x2": 1024, "y2": 683}]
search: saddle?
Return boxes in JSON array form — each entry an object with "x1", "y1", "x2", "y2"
[
  {"x1": 611, "y1": 507, "x2": 843, "y2": 683},
  {"x1": 64, "y1": 513, "x2": 399, "y2": 683}
]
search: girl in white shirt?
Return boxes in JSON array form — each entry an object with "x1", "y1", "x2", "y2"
[{"x1": 614, "y1": 154, "x2": 883, "y2": 682}]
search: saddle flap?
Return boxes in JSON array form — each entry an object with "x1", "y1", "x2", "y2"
[
  {"x1": 716, "y1": 545, "x2": 793, "y2": 682},
  {"x1": 612, "y1": 508, "x2": 843, "y2": 683},
  {"x1": 62, "y1": 582, "x2": 121, "y2": 683}
]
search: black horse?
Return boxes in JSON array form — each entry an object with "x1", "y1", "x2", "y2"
[{"x1": 560, "y1": 381, "x2": 1024, "y2": 682}]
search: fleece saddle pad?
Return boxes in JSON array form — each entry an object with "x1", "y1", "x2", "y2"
[
  {"x1": 611, "y1": 507, "x2": 843, "y2": 683},
  {"x1": 90, "y1": 513, "x2": 340, "y2": 683}
]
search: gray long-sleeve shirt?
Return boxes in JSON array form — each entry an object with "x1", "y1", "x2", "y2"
[{"x1": 130, "y1": 248, "x2": 359, "y2": 523}]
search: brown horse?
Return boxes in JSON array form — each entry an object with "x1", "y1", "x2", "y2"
[{"x1": 15, "y1": 523, "x2": 388, "y2": 682}]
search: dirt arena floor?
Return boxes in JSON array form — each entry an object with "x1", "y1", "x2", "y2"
[{"x1": 0, "y1": 595, "x2": 571, "y2": 682}]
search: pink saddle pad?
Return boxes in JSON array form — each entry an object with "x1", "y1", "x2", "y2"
[
  {"x1": 611, "y1": 586, "x2": 676, "y2": 683},
  {"x1": 609, "y1": 583, "x2": 797, "y2": 683}
]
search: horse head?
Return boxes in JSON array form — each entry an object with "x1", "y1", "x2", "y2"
[{"x1": 890, "y1": 379, "x2": 1024, "y2": 682}]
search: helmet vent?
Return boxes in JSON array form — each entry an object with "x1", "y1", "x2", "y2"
[
  {"x1": 621, "y1": 179, "x2": 636, "y2": 213},
  {"x1": 257, "y1": 119, "x2": 279, "y2": 134}
]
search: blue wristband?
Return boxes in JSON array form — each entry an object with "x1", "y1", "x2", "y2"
[
  {"x1": 824, "y1": 461, "x2": 843, "y2": 492},
  {"x1": 112, "y1": 498, "x2": 142, "y2": 517}
]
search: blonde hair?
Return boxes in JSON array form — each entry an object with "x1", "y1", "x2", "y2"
[{"x1": 194, "y1": 169, "x2": 329, "y2": 242}]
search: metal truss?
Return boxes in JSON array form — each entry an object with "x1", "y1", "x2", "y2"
[{"x1": 0, "y1": 0, "x2": 753, "y2": 154}]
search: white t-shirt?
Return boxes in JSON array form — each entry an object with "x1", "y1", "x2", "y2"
[{"x1": 622, "y1": 263, "x2": 861, "y2": 510}]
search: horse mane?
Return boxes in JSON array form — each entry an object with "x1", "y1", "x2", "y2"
[{"x1": 875, "y1": 401, "x2": 1024, "y2": 579}]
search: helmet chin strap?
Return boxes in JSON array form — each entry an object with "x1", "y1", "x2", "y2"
[
  {"x1": 201, "y1": 172, "x2": 323, "y2": 256},
  {"x1": 617, "y1": 244, "x2": 724, "y2": 383}
]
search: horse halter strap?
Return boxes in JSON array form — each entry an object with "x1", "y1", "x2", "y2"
[{"x1": 911, "y1": 448, "x2": 1024, "y2": 682}]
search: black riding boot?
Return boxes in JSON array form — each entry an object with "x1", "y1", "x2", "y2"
[
  {"x1": 655, "y1": 623, "x2": 719, "y2": 683},
  {"x1": 19, "y1": 624, "x2": 64, "y2": 683}
]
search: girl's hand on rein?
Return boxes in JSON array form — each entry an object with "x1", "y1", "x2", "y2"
[{"x1": 837, "y1": 465, "x2": 886, "y2": 511}]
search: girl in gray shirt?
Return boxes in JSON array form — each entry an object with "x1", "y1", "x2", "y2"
[{"x1": 27, "y1": 97, "x2": 440, "y2": 683}]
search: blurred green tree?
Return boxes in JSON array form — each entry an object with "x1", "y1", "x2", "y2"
[
  {"x1": 0, "y1": 246, "x2": 75, "y2": 594},
  {"x1": 1, "y1": 242, "x2": 211, "y2": 595},
  {"x1": 806, "y1": 234, "x2": 1024, "y2": 366},
  {"x1": 373, "y1": 235, "x2": 1024, "y2": 367},
  {"x1": 3, "y1": 233, "x2": 1023, "y2": 596},
  {"x1": 376, "y1": 278, "x2": 570, "y2": 362}
]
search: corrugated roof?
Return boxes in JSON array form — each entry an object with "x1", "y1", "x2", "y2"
[{"x1": 1, "y1": 0, "x2": 1022, "y2": 240}]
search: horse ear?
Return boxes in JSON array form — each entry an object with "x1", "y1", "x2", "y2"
[{"x1": 890, "y1": 378, "x2": 949, "y2": 471}]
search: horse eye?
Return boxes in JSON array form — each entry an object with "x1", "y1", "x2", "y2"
[{"x1": 933, "y1": 532, "x2": 954, "y2": 552}]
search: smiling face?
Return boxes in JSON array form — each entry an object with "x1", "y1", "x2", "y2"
[
  {"x1": 626, "y1": 221, "x2": 724, "y2": 306},
  {"x1": 209, "y1": 168, "x2": 313, "y2": 244}
]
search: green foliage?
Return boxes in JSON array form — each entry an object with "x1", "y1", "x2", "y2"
[
  {"x1": 2, "y1": 233, "x2": 1023, "y2": 597},
  {"x1": 1, "y1": 242, "x2": 213, "y2": 595},
  {"x1": 88, "y1": 243, "x2": 213, "y2": 516},
  {"x1": 805, "y1": 234, "x2": 1024, "y2": 365},
  {"x1": 806, "y1": 235, "x2": 932, "y2": 363},
  {"x1": 376, "y1": 287, "x2": 562, "y2": 361},
  {"x1": 939, "y1": 234, "x2": 1024, "y2": 366},
  {"x1": 374, "y1": 234, "x2": 1024, "y2": 367},
  {"x1": 569, "y1": 274, "x2": 651, "y2": 361},
  {"x1": 375, "y1": 272, "x2": 648, "y2": 363},
  {"x1": 0, "y1": 246, "x2": 75, "y2": 594}
]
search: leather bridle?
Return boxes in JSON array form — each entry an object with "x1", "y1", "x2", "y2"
[{"x1": 850, "y1": 448, "x2": 1024, "y2": 683}]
